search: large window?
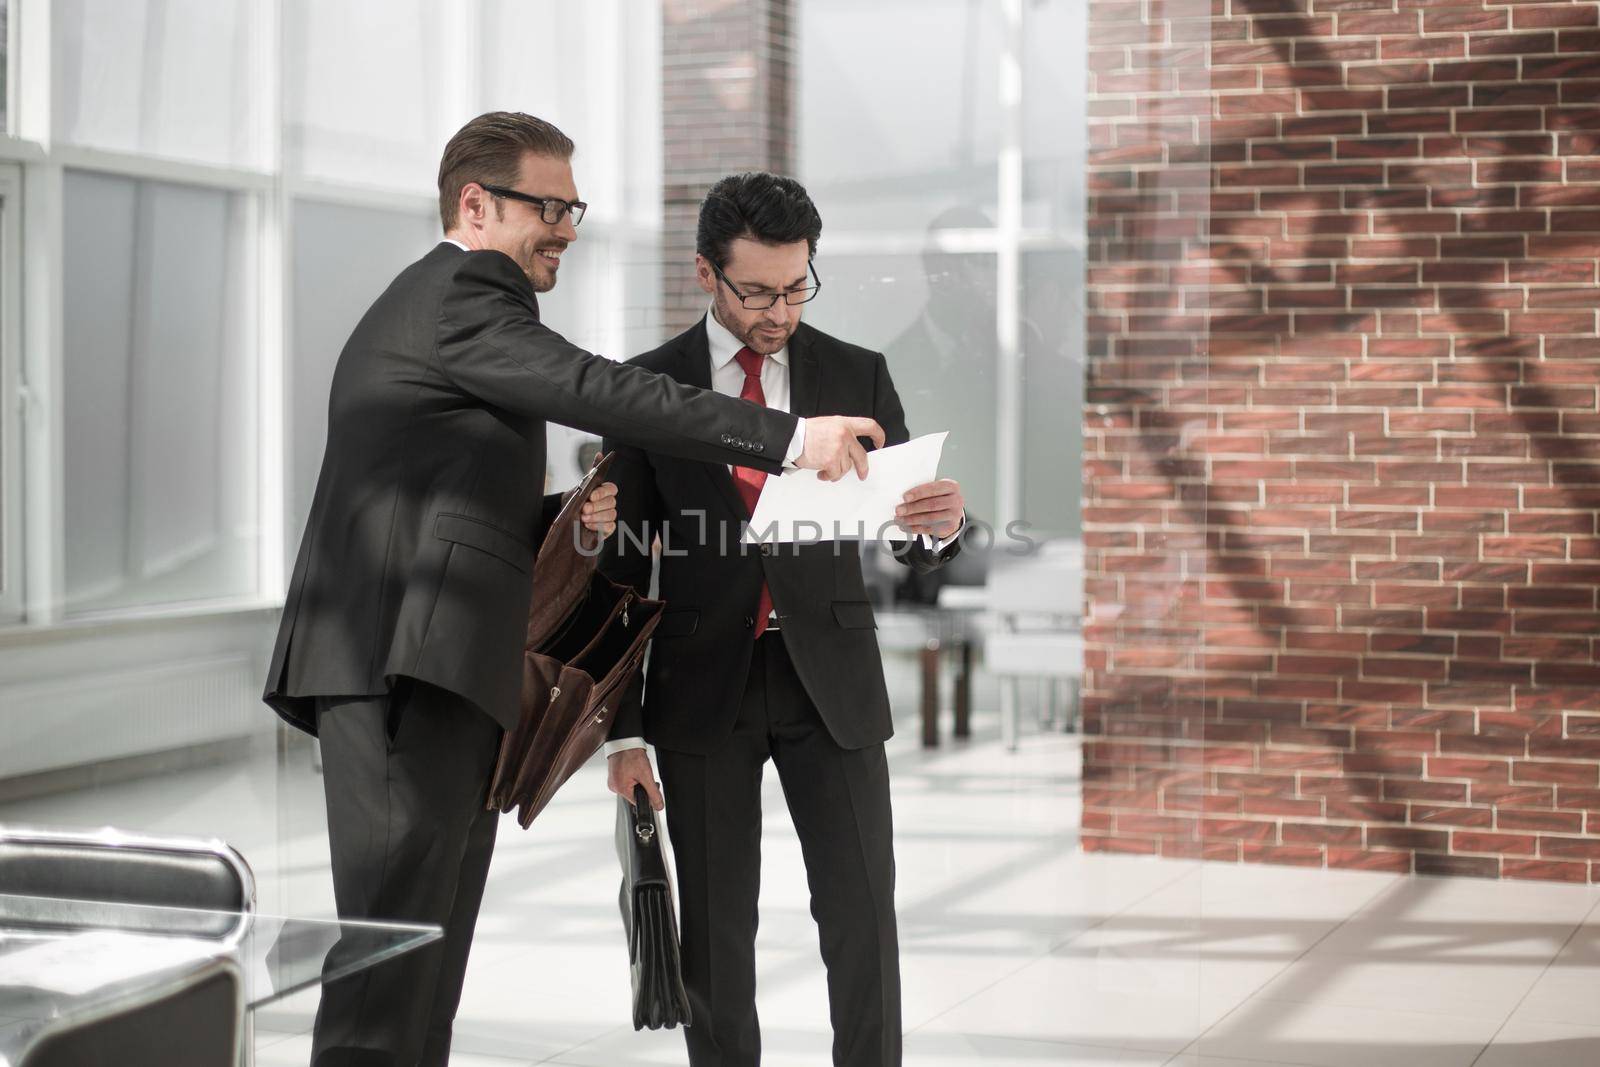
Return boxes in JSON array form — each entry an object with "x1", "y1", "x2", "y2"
[
  {"x1": 1, "y1": 0, "x2": 662, "y2": 627},
  {"x1": 54, "y1": 0, "x2": 264, "y2": 169},
  {"x1": 62, "y1": 172, "x2": 260, "y2": 615},
  {"x1": 284, "y1": 0, "x2": 459, "y2": 191}
]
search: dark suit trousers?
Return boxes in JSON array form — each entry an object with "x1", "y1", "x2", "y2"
[
  {"x1": 656, "y1": 633, "x2": 902, "y2": 1067},
  {"x1": 312, "y1": 680, "x2": 501, "y2": 1067}
]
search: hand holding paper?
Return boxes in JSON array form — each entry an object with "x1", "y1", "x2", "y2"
[
  {"x1": 896, "y1": 477, "x2": 964, "y2": 540},
  {"x1": 745, "y1": 432, "x2": 949, "y2": 543}
]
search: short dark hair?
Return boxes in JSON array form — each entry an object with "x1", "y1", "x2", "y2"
[
  {"x1": 695, "y1": 172, "x2": 822, "y2": 267},
  {"x1": 437, "y1": 112, "x2": 575, "y2": 231}
]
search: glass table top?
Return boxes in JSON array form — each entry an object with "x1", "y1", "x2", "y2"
[{"x1": 0, "y1": 892, "x2": 440, "y2": 1055}]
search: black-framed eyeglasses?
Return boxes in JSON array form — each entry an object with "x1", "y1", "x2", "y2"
[
  {"x1": 480, "y1": 184, "x2": 587, "y2": 226},
  {"x1": 710, "y1": 259, "x2": 822, "y2": 310}
]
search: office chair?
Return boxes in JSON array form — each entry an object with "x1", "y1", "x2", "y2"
[
  {"x1": 16, "y1": 955, "x2": 244, "y2": 1067},
  {"x1": 0, "y1": 826, "x2": 255, "y2": 938}
]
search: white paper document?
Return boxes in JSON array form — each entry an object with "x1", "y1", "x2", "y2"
[{"x1": 745, "y1": 431, "x2": 948, "y2": 544}]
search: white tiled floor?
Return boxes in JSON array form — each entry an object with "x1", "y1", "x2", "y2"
[{"x1": 6, "y1": 677, "x2": 1600, "y2": 1066}]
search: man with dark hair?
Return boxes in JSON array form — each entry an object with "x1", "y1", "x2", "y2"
[
  {"x1": 264, "y1": 116, "x2": 886, "y2": 1067},
  {"x1": 600, "y1": 171, "x2": 966, "y2": 1067}
]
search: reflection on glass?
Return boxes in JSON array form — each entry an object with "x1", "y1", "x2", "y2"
[
  {"x1": 62, "y1": 171, "x2": 259, "y2": 615},
  {"x1": 799, "y1": 0, "x2": 1001, "y2": 232},
  {"x1": 53, "y1": 0, "x2": 260, "y2": 168},
  {"x1": 0, "y1": 892, "x2": 438, "y2": 1012},
  {"x1": 1023, "y1": 0, "x2": 1087, "y2": 231},
  {"x1": 804, "y1": 249, "x2": 1000, "y2": 524},
  {"x1": 1023, "y1": 251, "x2": 1084, "y2": 537}
]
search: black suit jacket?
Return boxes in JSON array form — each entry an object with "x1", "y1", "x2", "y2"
[
  {"x1": 599, "y1": 318, "x2": 959, "y2": 755},
  {"x1": 264, "y1": 245, "x2": 798, "y2": 735}
]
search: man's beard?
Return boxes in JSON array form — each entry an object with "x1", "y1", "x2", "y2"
[
  {"x1": 714, "y1": 291, "x2": 794, "y2": 355},
  {"x1": 525, "y1": 263, "x2": 556, "y2": 293},
  {"x1": 519, "y1": 240, "x2": 563, "y2": 293}
]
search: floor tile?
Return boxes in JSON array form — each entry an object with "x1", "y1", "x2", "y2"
[
  {"x1": 1192, "y1": 1000, "x2": 1501, "y2": 1067},
  {"x1": 254, "y1": 1032, "x2": 540, "y2": 1067},
  {"x1": 917, "y1": 946, "x2": 1285, "y2": 1054},
  {"x1": 1473, "y1": 1015, "x2": 1600, "y2": 1067},
  {"x1": 1250, "y1": 953, "x2": 1546, "y2": 1019},
  {"x1": 903, "y1": 1030, "x2": 1172, "y2": 1065},
  {"x1": 1311, "y1": 876, "x2": 1599, "y2": 965}
]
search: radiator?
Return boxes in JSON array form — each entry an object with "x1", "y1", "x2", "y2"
[{"x1": 0, "y1": 654, "x2": 266, "y2": 778}]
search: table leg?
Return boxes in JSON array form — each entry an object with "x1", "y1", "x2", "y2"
[
  {"x1": 954, "y1": 640, "x2": 972, "y2": 739},
  {"x1": 920, "y1": 641, "x2": 941, "y2": 749}
]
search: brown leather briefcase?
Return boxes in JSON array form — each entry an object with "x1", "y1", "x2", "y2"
[{"x1": 486, "y1": 452, "x2": 664, "y2": 828}]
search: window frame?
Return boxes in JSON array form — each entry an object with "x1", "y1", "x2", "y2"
[{"x1": 0, "y1": 162, "x2": 22, "y2": 624}]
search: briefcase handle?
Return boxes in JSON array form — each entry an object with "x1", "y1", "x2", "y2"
[{"x1": 630, "y1": 784, "x2": 657, "y2": 846}]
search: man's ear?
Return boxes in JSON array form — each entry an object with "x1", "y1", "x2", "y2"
[
  {"x1": 693, "y1": 255, "x2": 716, "y2": 295},
  {"x1": 459, "y1": 182, "x2": 488, "y2": 228}
]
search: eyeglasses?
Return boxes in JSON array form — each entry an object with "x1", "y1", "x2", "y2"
[
  {"x1": 710, "y1": 259, "x2": 822, "y2": 310},
  {"x1": 479, "y1": 184, "x2": 587, "y2": 226}
]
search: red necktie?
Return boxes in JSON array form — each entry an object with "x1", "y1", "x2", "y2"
[{"x1": 731, "y1": 346, "x2": 774, "y2": 638}]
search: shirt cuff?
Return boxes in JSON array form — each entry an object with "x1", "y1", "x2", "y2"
[
  {"x1": 920, "y1": 515, "x2": 965, "y2": 554},
  {"x1": 603, "y1": 737, "x2": 648, "y2": 758},
  {"x1": 782, "y1": 417, "x2": 806, "y2": 469}
]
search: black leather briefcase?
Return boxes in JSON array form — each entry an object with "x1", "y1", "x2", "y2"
[{"x1": 616, "y1": 784, "x2": 693, "y2": 1031}]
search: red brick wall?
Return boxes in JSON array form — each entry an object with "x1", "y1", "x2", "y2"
[
  {"x1": 661, "y1": 0, "x2": 794, "y2": 335},
  {"x1": 1082, "y1": 0, "x2": 1600, "y2": 883}
]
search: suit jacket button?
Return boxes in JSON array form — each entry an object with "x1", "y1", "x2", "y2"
[
  {"x1": 754, "y1": 442, "x2": 765, "y2": 453},
  {"x1": 760, "y1": 544, "x2": 772, "y2": 557},
  {"x1": 722, "y1": 433, "x2": 733, "y2": 443},
  {"x1": 743, "y1": 615, "x2": 754, "y2": 628}
]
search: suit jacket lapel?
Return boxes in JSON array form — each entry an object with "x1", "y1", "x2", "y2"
[
  {"x1": 679, "y1": 319, "x2": 754, "y2": 519},
  {"x1": 788, "y1": 325, "x2": 821, "y2": 420}
]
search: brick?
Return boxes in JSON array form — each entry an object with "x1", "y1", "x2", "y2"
[
  {"x1": 1243, "y1": 843, "x2": 1326, "y2": 867},
  {"x1": 1515, "y1": 761, "x2": 1600, "y2": 786},
  {"x1": 1503, "y1": 858, "x2": 1591, "y2": 882},
  {"x1": 1453, "y1": 831, "x2": 1538, "y2": 855},
  {"x1": 1499, "y1": 809, "x2": 1585, "y2": 833},
  {"x1": 1416, "y1": 853, "x2": 1501, "y2": 878},
  {"x1": 1429, "y1": 757, "x2": 1512, "y2": 782},
  {"x1": 1514, "y1": 6, "x2": 1600, "y2": 30},
  {"x1": 1414, "y1": 804, "x2": 1497, "y2": 831},
  {"x1": 1370, "y1": 827, "x2": 1450, "y2": 851},
  {"x1": 1328, "y1": 847, "x2": 1412, "y2": 873},
  {"x1": 1468, "y1": 32, "x2": 1558, "y2": 56}
]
